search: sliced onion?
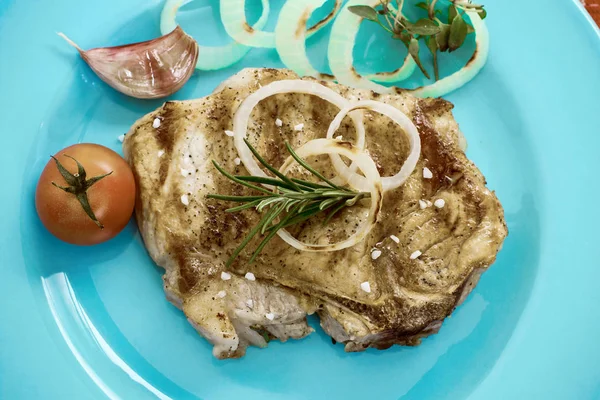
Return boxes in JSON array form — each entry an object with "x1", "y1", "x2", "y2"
[
  {"x1": 410, "y1": 11, "x2": 489, "y2": 98},
  {"x1": 328, "y1": 0, "x2": 415, "y2": 93},
  {"x1": 277, "y1": 139, "x2": 383, "y2": 252},
  {"x1": 326, "y1": 100, "x2": 421, "y2": 192},
  {"x1": 275, "y1": 0, "x2": 342, "y2": 78},
  {"x1": 233, "y1": 80, "x2": 365, "y2": 184},
  {"x1": 160, "y1": 0, "x2": 270, "y2": 70},
  {"x1": 221, "y1": 0, "x2": 342, "y2": 48},
  {"x1": 365, "y1": 54, "x2": 416, "y2": 83}
]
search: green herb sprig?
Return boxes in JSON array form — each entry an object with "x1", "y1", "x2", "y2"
[
  {"x1": 207, "y1": 139, "x2": 370, "y2": 267},
  {"x1": 349, "y1": 0, "x2": 486, "y2": 81}
]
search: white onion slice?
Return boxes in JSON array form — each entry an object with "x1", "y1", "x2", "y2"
[
  {"x1": 221, "y1": 0, "x2": 344, "y2": 48},
  {"x1": 411, "y1": 11, "x2": 489, "y2": 98},
  {"x1": 160, "y1": 0, "x2": 270, "y2": 71},
  {"x1": 328, "y1": 0, "x2": 415, "y2": 93},
  {"x1": 276, "y1": 139, "x2": 383, "y2": 252},
  {"x1": 275, "y1": 0, "x2": 342, "y2": 79},
  {"x1": 233, "y1": 80, "x2": 366, "y2": 184},
  {"x1": 365, "y1": 54, "x2": 416, "y2": 83},
  {"x1": 326, "y1": 100, "x2": 421, "y2": 192}
]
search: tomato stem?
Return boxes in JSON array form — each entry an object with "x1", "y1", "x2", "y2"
[{"x1": 50, "y1": 155, "x2": 113, "y2": 229}]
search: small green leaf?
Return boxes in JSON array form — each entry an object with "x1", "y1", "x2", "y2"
[
  {"x1": 405, "y1": 18, "x2": 441, "y2": 36},
  {"x1": 76, "y1": 192, "x2": 104, "y2": 229},
  {"x1": 63, "y1": 155, "x2": 86, "y2": 181},
  {"x1": 348, "y1": 5, "x2": 379, "y2": 22},
  {"x1": 478, "y1": 8, "x2": 487, "y2": 19},
  {"x1": 415, "y1": 2, "x2": 429, "y2": 11},
  {"x1": 408, "y1": 38, "x2": 430, "y2": 79},
  {"x1": 425, "y1": 36, "x2": 440, "y2": 81},
  {"x1": 436, "y1": 23, "x2": 451, "y2": 52},
  {"x1": 51, "y1": 182, "x2": 76, "y2": 194},
  {"x1": 51, "y1": 156, "x2": 78, "y2": 186},
  {"x1": 448, "y1": 4, "x2": 458, "y2": 24},
  {"x1": 323, "y1": 200, "x2": 347, "y2": 225},
  {"x1": 84, "y1": 171, "x2": 112, "y2": 189},
  {"x1": 448, "y1": 13, "x2": 468, "y2": 52},
  {"x1": 393, "y1": 31, "x2": 412, "y2": 46},
  {"x1": 426, "y1": 34, "x2": 438, "y2": 54}
]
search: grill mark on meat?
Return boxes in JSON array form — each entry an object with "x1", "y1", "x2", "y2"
[
  {"x1": 154, "y1": 102, "x2": 177, "y2": 153},
  {"x1": 413, "y1": 104, "x2": 456, "y2": 192},
  {"x1": 155, "y1": 102, "x2": 179, "y2": 185},
  {"x1": 418, "y1": 97, "x2": 453, "y2": 115}
]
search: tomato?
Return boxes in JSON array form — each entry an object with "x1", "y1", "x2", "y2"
[{"x1": 35, "y1": 143, "x2": 136, "y2": 245}]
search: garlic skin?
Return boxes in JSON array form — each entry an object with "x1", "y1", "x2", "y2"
[{"x1": 58, "y1": 26, "x2": 199, "y2": 99}]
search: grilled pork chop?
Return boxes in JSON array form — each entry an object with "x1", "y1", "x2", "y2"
[{"x1": 123, "y1": 68, "x2": 507, "y2": 359}]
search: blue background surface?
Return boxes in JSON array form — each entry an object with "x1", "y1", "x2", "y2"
[{"x1": 1, "y1": 0, "x2": 599, "y2": 398}]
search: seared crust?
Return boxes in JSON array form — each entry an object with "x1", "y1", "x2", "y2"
[{"x1": 123, "y1": 68, "x2": 507, "y2": 357}]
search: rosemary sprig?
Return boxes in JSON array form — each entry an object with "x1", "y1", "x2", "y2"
[
  {"x1": 349, "y1": 0, "x2": 487, "y2": 81},
  {"x1": 207, "y1": 139, "x2": 370, "y2": 267}
]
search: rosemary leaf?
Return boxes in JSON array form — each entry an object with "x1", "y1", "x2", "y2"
[
  {"x1": 209, "y1": 140, "x2": 371, "y2": 265},
  {"x1": 243, "y1": 138, "x2": 302, "y2": 191},
  {"x1": 285, "y1": 142, "x2": 342, "y2": 190}
]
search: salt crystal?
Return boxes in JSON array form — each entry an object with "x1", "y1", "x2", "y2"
[
  {"x1": 434, "y1": 199, "x2": 445, "y2": 208},
  {"x1": 410, "y1": 250, "x2": 422, "y2": 260},
  {"x1": 371, "y1": 249, "x2": 382, "y2": 260},
  {"x1": 423, "y1": 167, "x2": 433, "y2": 179},
  {"x1": 265, "y1": 313, "x2": 275, "y2": 321},
  {"x1": 152, "y1": 118, "x2": 161, "y2": 128},
  {"x1": 246, "y1": 299, "x2": 254, "y2": 308},
  {"x1": 117, "y1": 134, "x2": 125, "y2": 143},
  {"x1": 181, "y1": 194, "x2": 189, "y2": 206},
  {"x1": 390, "y1": 235, "x2": 400, "y2": 243},
  {"x1": 234, "y1": 157, "x2": 241, "y2": 166},
  {"x1": 360, "y1": 281, "x2": 371, "y2": 293},
  {"x1": 217, "y1": 290, "x2": 226, "y2": 298},
  {"x1": 225, "y1": 130, "x2": 235, "y2": 137},
  {"x1": 275, "y1": 118, "x2": 283, "y2": 127},
  {"x1": 157, "y1": 150, "x2": 165, "y2": 158},
  {"x1": 294, "y1": 123, "x2": 304, "y2": 131},
  {"x1": 221, "y1": 271, "x2": 231, "y2": 281},
  {"x1": 245, "y1": 272, "x2": 256, "y2": 281}
]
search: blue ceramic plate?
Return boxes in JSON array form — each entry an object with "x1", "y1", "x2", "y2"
[{"x1": 1, "y1": 0, "x2": 599, "y2": 398}]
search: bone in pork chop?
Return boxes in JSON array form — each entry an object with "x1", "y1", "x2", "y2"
[{"x1": 123, "y1": 68, "x2": 507, "y2": 359}]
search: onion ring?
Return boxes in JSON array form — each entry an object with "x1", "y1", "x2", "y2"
[
  {"x1": 232, "y1": 80, "x2": 366, "y2": 185},
  {"x1": 220, "y1": 0, "x2": 343, "y2": 48},
  {"x1": 160, "y1": 0, "x2": 270, "y2": 71},
  {"x1": 328, "y1": 0, "x2": 415, "y2": 93},
  {"x1": 276, "y1": 139, "x2": 383, "y2": 252},
  {"x1": 411, "y1": 11, "x2": 489, "y2": 98},
  {"x1": 325, "y1": 100, "x2": 421, "y2": 192},
  {"x1": 275, "y1": 0, "x2": 342, "y2": 79}
]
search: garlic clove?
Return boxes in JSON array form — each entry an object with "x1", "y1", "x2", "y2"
[{"x1": 58, "y1": 26, "x2": 199, "y2": 99}]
